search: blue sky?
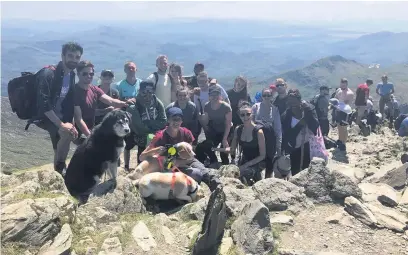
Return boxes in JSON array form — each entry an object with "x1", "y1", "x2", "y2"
[{"x1": 2, "y1": 1, "x2": 408, "y2": 22}]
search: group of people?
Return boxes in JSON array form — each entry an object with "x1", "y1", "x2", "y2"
[{"x1": 30, "y1": 41, "x2": 402, "y2": 191}]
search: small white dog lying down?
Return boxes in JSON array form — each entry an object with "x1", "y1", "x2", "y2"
[{"x1": 133, "y1": 171, "x2": 204, "y2": 204}]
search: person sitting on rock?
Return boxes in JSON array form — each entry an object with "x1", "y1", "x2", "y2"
[
  {"x1": 396, "y1": 115, "x2": 408, "y2": 137},
  {"x1": 281, "y1": 89, "x2": 319, "y2": 176},
  {"x1": 137, "y1": 107, "x2": 222, "y2": 191},
  {"x1": 214, "y1": 101, "x2": 266, "y2": 186}
]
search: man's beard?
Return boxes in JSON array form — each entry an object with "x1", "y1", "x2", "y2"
[{"x1": 65, "y1": 61, "x2": 78, "y2": 70}]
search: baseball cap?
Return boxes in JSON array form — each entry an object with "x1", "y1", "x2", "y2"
[
  {"x1": 167, "y1": 107, "x2": 183, "y2": 118},
  {"x1": 140, "y1": 81, "x2": 155, "y2": 91},
  {"x1": 101, "y1": 70, "x2": 114, "y2": 77},
  {"x1": 209, "y1": 85, "x2": 221, "y2": 94}
]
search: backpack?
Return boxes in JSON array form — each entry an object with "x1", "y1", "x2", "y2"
[
  {"x1": 7, "y1": 66, "x2": 56, "y2": 121},
  {"x1": 153, "y1": 72, "x2": 171, "y2": 91}
]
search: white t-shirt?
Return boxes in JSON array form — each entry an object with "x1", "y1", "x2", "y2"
[
  {"x1": 193, "y1": 84, "x2": 229, "y2": 113},
  {"x1": 146, "y1": 72, "x2": 171, "y2": 107}
]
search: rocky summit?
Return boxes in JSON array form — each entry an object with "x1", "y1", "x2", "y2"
[{"x1": 1, "y1": 125, "x2": 408, "y2": 255}]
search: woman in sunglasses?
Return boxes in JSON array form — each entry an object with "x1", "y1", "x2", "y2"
[
  {"x1": 251, "y1": 87, "x2": 282, "y2": 178},
  {"x1": 125, "y1": 81, "x2": 167, "y2": 171},
  {"x1": 215, "y1": 101, "x2": 266, "y2": 185},
  {"x1": 73, "y1": 61, "x2": 127, "y2": 143}
]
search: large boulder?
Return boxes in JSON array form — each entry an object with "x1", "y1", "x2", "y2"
[
  {"x1": 365, "y1": 203, "x2": 408, "y2": 233},
  {"x1": 290, "y1": 158, "x2": 361, "y2": 203},
  {"x1": 38, "y1": 224, "x2": 73, "y2": 255},
  {"x1": 399, "y1": 189, "x2": 408, "y2": 209},
  {"x1": 1, "y1": 197, "x2": 76, "y2": 247},
  {"x1": 192, "y1": 186, "x2": 227, "y2": 255},
  {"x1": 365, "y1": 162, "x2": 408, "y2": 190},
  {"x1": 359, "y1": 183, "x2": 398, "y2": 207},
  {"x1": 344, "y1": 196, "x2": 377, "y2": 227},
  {"x1": 218, "y1": 165, "x2": 240, "y2": 179},
  {"x1": 223, "y1": 186, "x2": 256, "y2": 217},
  {"x1": 231, "y1": 199, "x2": 274, "y2": 255},
  {"x1": 252, "y1": 178, "x2": 313, "y2": 213},
  {"x1": 86, "y1": 176, "x2": 145, "y2": 214}
]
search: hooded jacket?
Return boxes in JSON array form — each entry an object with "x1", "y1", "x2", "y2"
[{"x1": 126, "y1": 94, "x2": 167, "y2": 145}]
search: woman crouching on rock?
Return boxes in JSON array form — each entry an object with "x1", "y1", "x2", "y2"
[
  {"x1": 282, "y1": 89, "x2": 319, "y2": 176},
  {"x1": 214, "y1": 101, "x2": 266, "y2": 186}
]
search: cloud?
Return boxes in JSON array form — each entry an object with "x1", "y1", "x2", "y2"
[{"x1": 2, "y1": 1, "x2": 408, "y2": 22}]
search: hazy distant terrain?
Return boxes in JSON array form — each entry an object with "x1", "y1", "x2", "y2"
[{"x1": 2, "y1": 19, "x2": 408, "y2": 171}]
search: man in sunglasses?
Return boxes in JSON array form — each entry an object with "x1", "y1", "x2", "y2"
[
  {"x1": 73, "y1": 61, "x2": 128, "y2": 142},
  {"x1": 125, "y1": 81, "x2": 167, "y2": 171},
  {"x1": 139, "y1": 107, "x2": 222, "y2": 192},
  {"x1": 95, "y1": 70, "x2": 119, "y2": 125}
]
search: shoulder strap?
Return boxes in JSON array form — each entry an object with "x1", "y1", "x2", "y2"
[{"x1": 153, "y1": 72, "x2": 159, "y2": 90}]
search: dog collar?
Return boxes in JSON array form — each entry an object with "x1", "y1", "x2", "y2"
[{"x1": 187, "y1": 184, "x2": 198, "y2": 196}]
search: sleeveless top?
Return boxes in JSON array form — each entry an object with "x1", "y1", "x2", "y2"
[{"x1": 237, "y1": 125, "x2": 260, "y2": 164}]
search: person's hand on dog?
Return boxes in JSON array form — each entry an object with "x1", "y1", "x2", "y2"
[
  {"x1": 222, "y1": 138, "x2": 229, "y2": 149},
  {"x1": 126, "y1": 98, "x2": 136, "y2": 105}
]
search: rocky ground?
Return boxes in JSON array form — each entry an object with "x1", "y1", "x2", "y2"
[{"x1": 1, "y1": 124, "x2": 408, "y2": 255}]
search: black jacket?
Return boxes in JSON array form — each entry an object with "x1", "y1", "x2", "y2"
[
  {"x1": 36, "y1": 61, "x2": 76, "y2": 123},
  {"x1": 281, "y1": 101, "x2": 319, "y2": 153}
]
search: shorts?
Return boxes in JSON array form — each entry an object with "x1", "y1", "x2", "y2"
[
  {"x1": 335, "y1": 110, "x2": 350, "y2": 126},
  {"x1": 35, "y1": 118, "x2": 60, "y2": 150},
  {"x1": 356, "y1": 106, "x2": 367, "y2": 119}
]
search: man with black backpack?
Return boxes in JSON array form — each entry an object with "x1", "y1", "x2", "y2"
[
  {"x1": 146, "y1": 55, "x2": 172, "y2": 107},
  {"x1": 31, "y1": 42, "x2": 82, "y2": 174},
  {"x1": 310, "y1": 86, "x2": 330, "y2": 136}
]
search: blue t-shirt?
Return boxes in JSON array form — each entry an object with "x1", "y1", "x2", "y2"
[
  {"x1": 398, "y1": 117, "x2": 408, "y2": 137},
  {"x1": 116, "y1": 78, "x2": 141, "y2": 100},
  {"x1": 376, "y1": 82, "x2": 394, "y2": 96}
]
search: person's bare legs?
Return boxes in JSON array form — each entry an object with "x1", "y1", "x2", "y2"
[{"x1": 338, "y1": 125, "x2": 348, "y2": 144}]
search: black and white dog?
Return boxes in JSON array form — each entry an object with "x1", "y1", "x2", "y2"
[{"x1": 64, "y1": 109, "x2": 131, "y2": 204}]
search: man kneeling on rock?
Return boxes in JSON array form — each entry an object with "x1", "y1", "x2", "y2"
[{"x1": 128, "y1": 107, "x2": 222, "y2": 191}]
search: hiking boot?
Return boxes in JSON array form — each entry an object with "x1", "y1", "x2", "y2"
[{"x1": 124, "y1": 165, "x2": 130, "y2": 172}]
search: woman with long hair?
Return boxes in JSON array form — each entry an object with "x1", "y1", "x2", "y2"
[
  {"x1": 215, "y1": 101, "x2": 266, "y2": 185},
  {"x1": 168, "y1": 63, "x2": 188, "y2": 102}
]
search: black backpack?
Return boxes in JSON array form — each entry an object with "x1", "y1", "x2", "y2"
[{"x1": 8, "y1": 66, "x2": 56, "y2": 121}]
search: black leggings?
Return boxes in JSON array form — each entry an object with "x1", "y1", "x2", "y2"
[
  {"x1": 290, "y1": 142, "x2": 311, "y2": 176},
  {"x1": 319, "y1": 119, "x2": 330, "y2": 137},
  {"x1": 196, "y1": 132, "x2": 229, "y2": 165}
]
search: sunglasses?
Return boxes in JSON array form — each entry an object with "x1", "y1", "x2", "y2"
[
  {"x1": 262, "y1": 94, "x2": 272, "y2": 97},
  {"x1": 82, "y1": 72, "x2": 94, "y2": 77},
  {"x1": 276, "y1": 84, "x2": 285, "y2": 87},
  {"x1": 240, "y1": 112, "x2": 251, "y2": 117}
]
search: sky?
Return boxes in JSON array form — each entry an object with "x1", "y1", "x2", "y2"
[{"x1": 2, "y1": 1, "x2": 408, "y2": 23}]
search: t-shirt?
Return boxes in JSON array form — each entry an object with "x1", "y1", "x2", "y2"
[
  {"x1": 95, "y1": 86, "x2": 119, "y2": 124},
  {"x1": 193, "y1": 84, "x2": 229, "y2": 113},
  {"x1": 166, "y1": 101, "x2": 200, "y2": 136},
  {"x1": 146, "y1": 72, "x2": 172, "y2": 107},
  {"x1": 376, "y1": 82, "x2": 394, "y2": 96},
  {"x1": 355, "y1": 84, "x2": 370, "y2": 106},
  {"x1": 335, "y1": 88, "x2": 354, "y2": 104},
  {"x1": 204, "y1": 101, "x2": 232, "y2": 134},
  {"x1": 150, "y1": 127, "x2": 194, "y2": 147},
  {"x1": 116, "y1": 78, "x2": 141, "y2": 100},
  {"x1": 74, "y1": 85, "x2": 105, "y2": 129},
  {"x1": 55, "y1": 74, "x2": 71, "y2": 118}
]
